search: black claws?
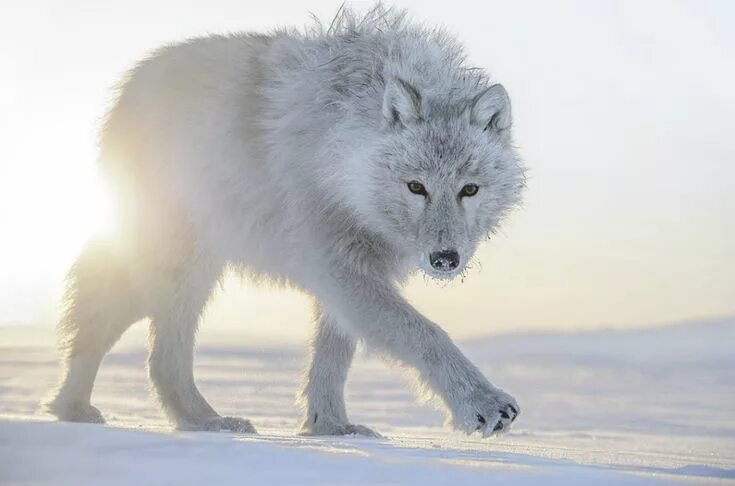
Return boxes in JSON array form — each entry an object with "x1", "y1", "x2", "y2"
[
  {"x1": 505, "y1": 405, "x2": 518, "y2": 423},
  {"x1": 508, "y1": 405, "x2": 519, "y2": 422},
  {"x1": 475, "y1": 414, "x2": 486, "y2": 431},
  {"x1": 478, "y1": 407, "x2": 518, "y2": 433}
]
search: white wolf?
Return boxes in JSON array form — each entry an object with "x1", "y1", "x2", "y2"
[{"x1": 47, "y1": 5, "x2": 525, "y2": 437}]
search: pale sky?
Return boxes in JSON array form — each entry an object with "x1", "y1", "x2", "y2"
[{"x1": 0, "y1": 0, "x2": 733, "y2": 342}]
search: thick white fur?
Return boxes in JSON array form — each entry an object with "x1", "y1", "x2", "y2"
[{"x1": 46, "y1": 6, "x2": 525, "y2": 437}]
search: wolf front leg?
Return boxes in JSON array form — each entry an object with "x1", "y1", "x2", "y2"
[
  {"x1": 299, "y1": 306, "x2": 379, "y2": 437},
  {"x1": 316, "y1": 272, "x2": 520, "y2": 437}
]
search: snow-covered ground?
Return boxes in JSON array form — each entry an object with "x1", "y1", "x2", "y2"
[{"x1": 1, "y1": 318, "x2": 734, "y2": 485}]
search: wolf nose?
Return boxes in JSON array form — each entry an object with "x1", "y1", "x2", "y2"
[{"x1": 429, "y1": 250, "x2": 460, "y2": 271}]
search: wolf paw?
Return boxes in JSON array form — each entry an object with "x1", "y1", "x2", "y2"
[
  {"x1": 300, "y1": 418, "x2": 381, "y2": 437},
  {"x1": 179, "y1": 416, "x2": 256, "y2": 433},
  {"x1": 450, "y1": 386, "x2": 520, "y2": 437},
  {"x1": 204, "y1": 416, "x2": 257, "y2": 433},
  {"x1": 46, "y1": 400, "x2": 106, "y2": 424}
]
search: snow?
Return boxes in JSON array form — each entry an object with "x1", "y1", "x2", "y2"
[{"x1": 1, "y1": 318, "x2": 734, "y2": 485}]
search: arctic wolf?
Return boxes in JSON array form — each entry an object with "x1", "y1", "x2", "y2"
[{"x1": 47, "y1": 6, "x2": 525, "y2": 437}]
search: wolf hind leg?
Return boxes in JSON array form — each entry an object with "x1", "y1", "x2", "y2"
[
  {"x1": 147, "y1": 256, "x2": 255, "y2": 433},
  {"x1": 46, "y1": 240, "x2": 145, "y2": 423}
]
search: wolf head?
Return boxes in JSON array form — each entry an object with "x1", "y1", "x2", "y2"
[{"x1": 351, "y1": 77, "x2": 525, "y2": 280}]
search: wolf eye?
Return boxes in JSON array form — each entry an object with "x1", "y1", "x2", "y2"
[
  {"x1": 459, "y1": 184, "x2": 479, "y2": 197},
  {"x1": 407, "y1": 181, "x2": 427, "y2": 196}
]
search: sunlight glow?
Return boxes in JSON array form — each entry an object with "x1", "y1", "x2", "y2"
[
  {"x1": 1, "y1": 153, "x2": 113, "y2": 265},
  {"x1": 0, "y1": 130, "x2": 115, "y2": 325}
]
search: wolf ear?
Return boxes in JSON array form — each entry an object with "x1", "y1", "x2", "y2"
[
  {"x1": 469, "y1": 84, "x2": 512, "y2": 131},
  {"x1": 382, "y1": 77, "x2": 423, "y2": 128}
]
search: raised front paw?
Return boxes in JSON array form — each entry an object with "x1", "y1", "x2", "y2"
[{"x1": 450, "y1": 386, "x2": 520, "y2": 437}]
